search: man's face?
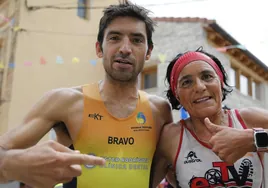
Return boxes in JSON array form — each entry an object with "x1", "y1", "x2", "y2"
[{"x1": 96, "y1": 17, "x2": 152, "y2": 83}]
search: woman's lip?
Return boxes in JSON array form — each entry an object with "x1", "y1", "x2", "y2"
[{"x1": 193, "y1": 96, "x2": 211, "y2": 103}]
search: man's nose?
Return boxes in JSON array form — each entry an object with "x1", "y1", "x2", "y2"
[{"x1": 119, "y1": 38, "x2": 132, "y2": 55}]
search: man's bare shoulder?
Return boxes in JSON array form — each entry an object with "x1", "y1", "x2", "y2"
[
  {"x1": 44, "y1": 86, "x2": 82, "y2": 100},
  {"x1": 162, "y1": 121, "x2": 181, "y2": 135},
  {"x1": 38, "y1": 86, "x2": 84, "y2": 111},
  {"x1": 143, "y1": 92, "x2": 173, "y2": 124},
  {"x1": 70, "y1": 85, "x2": 83, "y2": 92},
  {"x1": 159, "y1": 122, "x2": 182, "y2": 154},
  {"x1": 161, "y1": 122, "x2": 182, "y2": 143},
  {"x1": 145, "y1": 93, "x2": 171, "y2": 110},
  {"x1": 30, "y1": 86, "x2": 85, "y2": 121}
]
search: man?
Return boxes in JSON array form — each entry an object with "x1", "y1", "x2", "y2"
[{"x1": 0, "y1": 1, "x2": 172, "y2": 188}]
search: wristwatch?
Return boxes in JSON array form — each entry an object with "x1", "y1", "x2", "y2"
[{"x1": 253, "y1": 128, "x2": 268, "y2": 152}]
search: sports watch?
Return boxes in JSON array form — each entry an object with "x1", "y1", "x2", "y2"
[{"x1": 253, "y1": 128, "x2": 268, "y2": 152}]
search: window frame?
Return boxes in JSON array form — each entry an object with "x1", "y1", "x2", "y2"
[
  {"x1": 230, "y1": 64, "x2": 262, "y2": 100},
  {"x1": 140, "y1": 64, "x2": 157, "y2": 90}
]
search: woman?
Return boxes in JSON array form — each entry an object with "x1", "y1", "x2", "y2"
[{"x1": 157, "y1": 47, "x2": 268, "y2": 188}]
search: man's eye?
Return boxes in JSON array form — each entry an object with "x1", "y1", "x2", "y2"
[
  {"x1": 110, "y1": 36, "x2": 119, "y2": 41},
  {"x1": 133, "y1": 38, "x2": 143, "y2": 43}
]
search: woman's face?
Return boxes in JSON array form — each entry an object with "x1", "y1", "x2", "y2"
[{"x1": 176, "y1": 60, "x2": 223, "y2": 118}]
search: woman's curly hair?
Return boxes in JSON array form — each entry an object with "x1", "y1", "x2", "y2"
[{"x1": 165, "y1": 47, "x2": 233, "y2": 110}]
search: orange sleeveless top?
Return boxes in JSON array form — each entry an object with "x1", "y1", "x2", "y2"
[{"x1": 73, "y1": 83, "x2": 157, "y2": 188}]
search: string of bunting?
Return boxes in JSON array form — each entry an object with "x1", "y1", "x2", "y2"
[
  {"x1": 216, "y1": 44, "x2": 246, "y2": 52},
  {"x1": 2, "y1": 46, "x2": 244, "y2": 69},
  {"x1": 0, "y1": 14, "x2": 20, "y2": 31},
  {"x1": 0, "y1": 15, "x2": 98, "y2": 69},
  {"x1": 156, "y1": 44, "x2": 246, "y2": 64},
  {"x1": 0, "y1": 56, "x2": 99, "y2": 69},
  {"x1": 0, "y1": 14, "x2": 247, "y2": 68}
]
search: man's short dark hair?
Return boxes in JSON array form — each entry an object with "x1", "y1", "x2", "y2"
[{"x1": 97, "y1": 0, "x2": 156, "y2": 50}]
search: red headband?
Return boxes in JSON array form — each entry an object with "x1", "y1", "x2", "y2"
[{"x1": 170, "y1": 52, "x2": 224, "y2": 96}]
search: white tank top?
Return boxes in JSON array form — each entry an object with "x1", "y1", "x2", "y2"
[{"x1": 174, "y1": 109, "x2": 264, "y2": 188}]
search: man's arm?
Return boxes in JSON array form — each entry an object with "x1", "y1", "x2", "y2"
[
  {"x1": 0, "y1": 88, "x2": 105, "y2": 187},
  {"x1": 166, "y1": 168, "x2": 178, "y2": 188},
  {"x1": 148, "y1": 96, "x2": 174, "y2": 187},
  {"x1": 0, "y1": 147, "x2": 7, "y2": 182},
  {"x1": 151, "y1": 152, "x2": 178, "y2": 188},
  {"x1": 150, "y1": 150, "x2": 169, "y2": 188},
  {"x1": 151, "y1": 121, "x2": 181, "y2": 188},
  {"x1": 0, "y1": 89, "x2": 68, "y2": 149}
]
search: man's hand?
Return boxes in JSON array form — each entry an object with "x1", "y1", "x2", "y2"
[
  {"x1": 0, "y1": 140, "x2": 105, "y2": 188},
  {"x1": 204, "y1": 118, "x2": 255, "y2": 164},
  {"x1": 165, "y1": 165, "x2": 177, "y2": 188}
]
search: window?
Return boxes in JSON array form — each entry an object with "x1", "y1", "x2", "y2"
[
  {"x1": 240, "y1": 74, "x2": 248, "y2": 96},
  {"x1": 140, "y1": 65, "x2": 157, "y2": 89},
  {"x1": 230, "y1": 66, "x2": 262, "y2": 100},
  {"x1": 252, "y1": 81, "x2": 256, "y2": 99},
  {"x1": 230, "y1": 65, "x2": 263, "y2": 100},
  {"x1": 77, "y1": 0, "x2": 87, "y2": 19},
  {"x1": 252, "y1": 81, "x2": 261, "y2": 100},
  {"x1": 144, "y1": 72, "x2": 157, "y2": 89},
  {"x1": 229, "y1": 67, "x2": 236, "y2": 87}
]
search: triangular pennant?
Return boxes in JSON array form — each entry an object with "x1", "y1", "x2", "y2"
[
  {"x1": 10, "y1": 18, "x2": 15, "y2": 26},
  {"x1": 216, "y1": 44, "x2": 246, "y2": 52},
  {"x1": 72, "y1": 57, "x2": 80, "y2": 64},
  {"x1": 4, "y1": 17, "x2": 9, "y2": 22},
  {"x1": 56, "y1": 56, "x2": 64, "y2": 64},
  {"x1": 90, "y1": 59, "x2": 97, "y2": 66},
  {"x1": 180, "y1": 107, "x2": 189, "y2": 120},
  {"x1": 0, "y1": 15, "x2": 9, "y2": 22},
  {"x1": 158, "y1": 53, "x2": 167, "y2": 63},
  {"x1": 13, "y1": 26, "x2": 20, "y2": 32},
  {"x1": 216, "y1": 47, "x2": 227, "y2": 52},
  {"x1": 0, "y1": 62, "x2": 4, "y2": 69},
  {"x1": 40, "y1": 57, "x2": 46, "y2": 65},
  {"x1": 24, "y1": 62, "x2": 32, "y2": 66},
  {"x1": 236, "y1": 44, "x2": 246, "y2": 50},
  {"x1": 9, "y1": 63, "x2": 15, "y2": 68}
]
